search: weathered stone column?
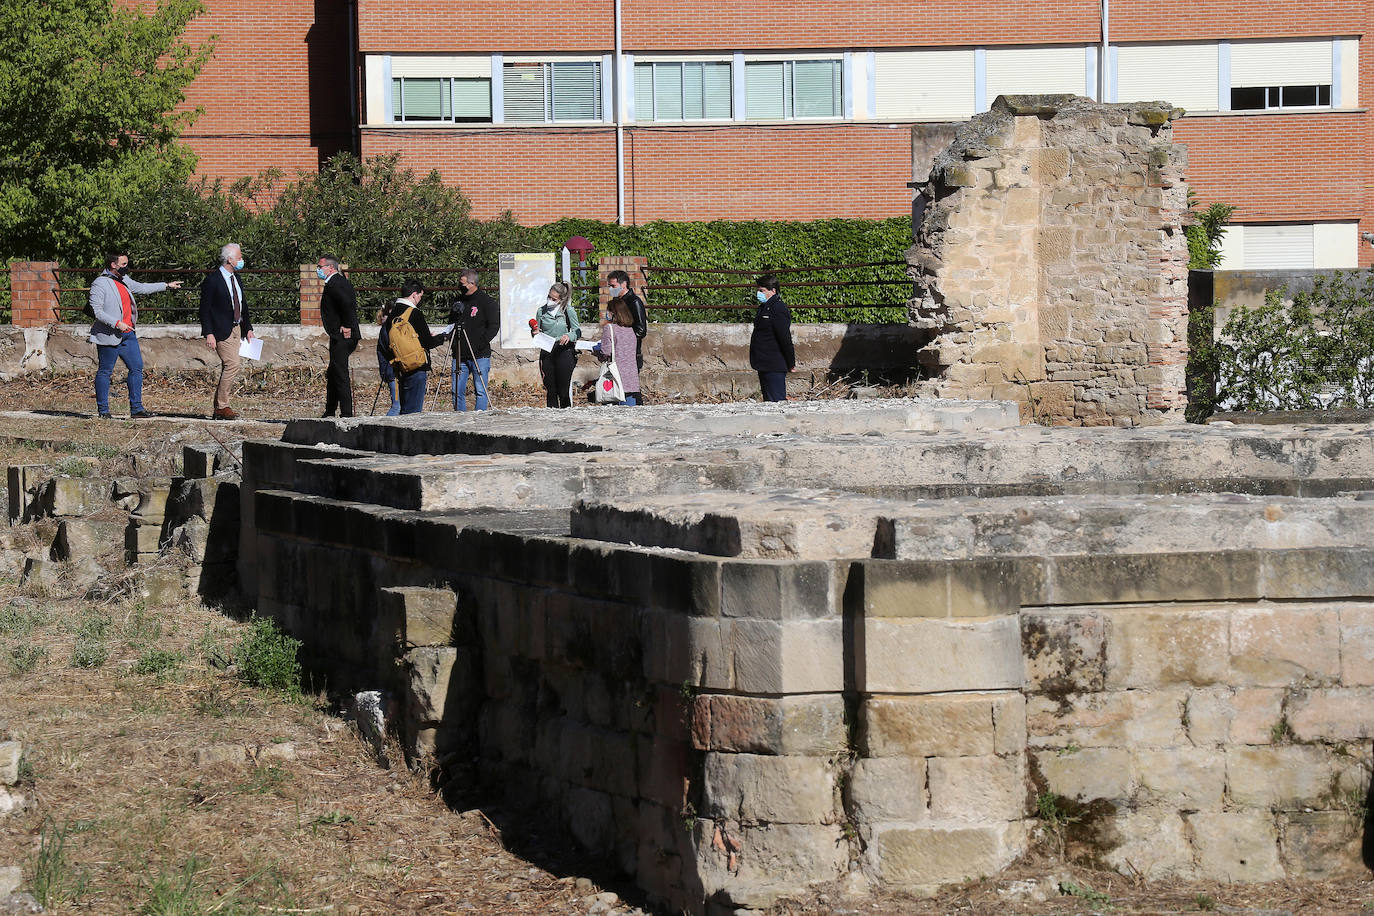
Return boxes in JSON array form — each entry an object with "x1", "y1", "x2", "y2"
[
  {"x1": 908, "y1": 95, "x2": 1189, "y2": 426},
  {"x1": 9, "y1": 261, "x2": 59, "y2": 328}
]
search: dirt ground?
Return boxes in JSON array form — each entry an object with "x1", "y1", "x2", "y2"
[{"x1": 1, "y1": 370, "x2": 1373, "y2": 915}]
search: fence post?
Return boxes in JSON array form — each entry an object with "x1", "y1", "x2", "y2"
[
  {"x1": 598, "y1": 255, "x2": 649, "y2": 313},
  {"x1": 299, "y1": 264, "x2": 322, "y2": 326},
  {"x1": 9, "y1": 261, "x2": 60, "y2": 327}
]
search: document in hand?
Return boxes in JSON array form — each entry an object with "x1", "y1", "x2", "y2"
[
  {"x1": 574, "y1": 340, "x2": 597, "y2": 351},
  {"x1": 532, "y1": 332, "x2": 557, "y2": 352},
  {"x1": 238, "y1": 336, "x2": 264, "y2": 361}
]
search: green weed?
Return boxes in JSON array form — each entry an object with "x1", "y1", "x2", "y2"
[
  {"x1": 231, "y1": 615, "x2": 301, "y2": 694},
  {"x1": 0, "y1": 604, "x2": 51, "y2": 637},
  {"x1": 123, "y1": 602, "x2": 163, "y2": 648},
  {"x1": 33, "y1": 819, "x2": 89, "y2": 908},
  {"x1": 134, "y1": 648, "x2": 182, "y2": 678},
  {"x1": 53, "y1": 456, "x2": 94, "y2": 478},
  {"x1": 1060, "y1": 880, "x2": 1110, "y2": 904},
  {"x1": 10, "y1": 644, "x2": 49, "y2": 673},
  {"x1": 1195, "y1": 893, "x2": 1217, "y2": 911},
  {"x1": 70, "y1": 637, "x2": 109, "y2": 668}
]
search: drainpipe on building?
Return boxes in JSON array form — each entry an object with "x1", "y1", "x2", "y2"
[
  {"x1": 1099, "y1": 0, "x2": 1109, "y2": 102},
  {"x1": 614, "y1": 0, "x2": 625, "y2": 225},
  {"x1": 347, "y1": 0, "x2": 360, "y2": 155}
]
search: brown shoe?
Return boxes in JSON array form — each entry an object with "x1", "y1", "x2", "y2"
[{"x1": 212, "y1": 407, "x2": 239, "y2": 420}]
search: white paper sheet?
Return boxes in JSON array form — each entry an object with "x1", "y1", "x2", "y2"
[
  {"x1": 437, "y1": 323, "x2": 455, "y2": 336},
  {"x1": 532, "y1": 332, "x2": 557, "y2": 352},
  {"x1": 575, "y1": 340, "x2": 598, "y2": 351},
  {"x1": 238, "y1": 336, "x2": 263, "y2": 361}
]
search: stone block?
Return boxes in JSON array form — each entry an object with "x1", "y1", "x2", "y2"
[
  {"x1": 650, "y1": 611, "x2": 733, "y2": 690},
  {"x1": 0, "y1": 741, "x2": 20, "y2": 785},
  {"x1": 1033, "y1": 747, "x2": 1133, "y2": 802},
  {"x1": 638, "y1": 736, "x2": 692, "y2": 808},
  {"x1": 1101, "y1": 809, "x2": 1196, "y2": 880},
  {"x1": 848, "y1": 756, "x2": 927, "y2": 823},
  {"x1": 42, "y1": 475, "x2": 110, "y2": 517},
  {"x1": 703, "y1": 752, "x2": 835, "y2": 824},
  {"x1": 1278, "y1": 811, "x2": 1367, "y2": 880},
  {"x1": 1134, "y1": 748, "x2": 1224, "y2": 809},
  {"x1": 1226, "y1": 745, "x2": 1356, "y2": 809},
  {"x1": 566, "y1": 786, "x2": 616, "y2": 857},
  {"x1": 1029, "y1": 687, "x2": 1178, "y2": 752},
  {"x1": 1338, "y1": 605, "x2": 1374, "y2": 686},
  {"x1": 650, "y1": 553, "x2": 722, "y2": 617},
  {"x1": 1022, "y1": 611, "x2": 1106, "y2": 695},
  {"x1": 1287, "y1": 687, "x2": 1374, "y2": 742},
  {"x1": 1230, "y1": 605, "x2": 1340, "y2": 686},
  {"x1": 168, "y1": 517, "x2": 209, "y2": 563},
  {"x1": 379, "y1": 586, "x2": 459, "y2": 648},
  {"x1": 405, "y1": 646, "x2": 457, "y2": 724},
  {"x1": 721, "y1": 560, "x2": 833, "y2": 619},
  {"x1": 713, "y1": 822, "x2": 849, "y2": 907},
  {"x1": 1104, "y1": 606, "x2": 1229, "y2": 688},
  {"x1": 0, "y1": 864, "x2": 19, "y2": 896},
  {"x1": 860, "y1": 559, "x2": 1022, "y2": 619},
  {"x1": 7, "y1": 465, "x2": 47, "y2": 523},
  {"x1": 131, "y1": 483, "x2": 172, "y2": 523},
  {"x1": 1261, "y1": 548, "x2": 1374, "y2": 600},
  {"x1": 182, "y1": 444, "x2": 220, "y2": 479},
  {"x1": 874, "y1": 821, "x2": 1026, "y2": 888},
  {"x1": 138, "y1": 567, "x2": 186, "y2": 605},
  {"x1": 992, "y1": 693, "x2": 1027, "y2": 755},
  {"x1": 732, "y1": 618, "x2": 844, "y2": 694},
  {"x1": 1187, "y1": 812, "x2": 1283, "y2": 882},
  {"x1": 692, "y1": 694, "x2": 847, "y2": 756},
  {"x1": 859, "y1": 693, "x2": 1004, "y2": 758},
  {"x1": 1049, "y1": 551, "x2": 1260, "y2": 605},
  {"x1": 859, "y1": 616, "x2": 1023, "y2": 693},
  {"x1": 124, "y1": 520, "x2": 163, "y2": 561},
  {"x1": 927, "y1": 754, "x2": 1026, "y2": 822}
]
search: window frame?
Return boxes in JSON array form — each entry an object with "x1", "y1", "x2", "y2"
[
  {"x1": 634, "y1": 59, "x2": 734, "y2": 122},
  {"x1": 502, "y1": 59, "x2": 604, "y2": 124},
  {"x1": 391, "y1": 75, "x2": 492, "y2": 123},
  {"x1": 743, "y1": 56, "x2": 845, "y2": 121}
]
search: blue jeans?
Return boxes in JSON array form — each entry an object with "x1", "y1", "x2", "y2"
[
  {"x1": 95, "y1": 334, "x2": 144, "y2": 414},
  {"x1": 758, "y1": 371, "x2": 787, "y2": 402},
  {"x1": 398, "y1": 370, "x2": 427, "y2": 415},
  {"x1": 624, "y1": 392, "x2": 640, "y2": 406},
  {"x1": 452, "y1": 356, "x2": 491, "y2": 411},
  {"x1": 385, "y1": 379, "x2": 401, "y2": 416}
]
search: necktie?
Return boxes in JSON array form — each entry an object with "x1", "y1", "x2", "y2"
[{"x1": 231, "y1": 275, "x2": 241, "y2": 324}]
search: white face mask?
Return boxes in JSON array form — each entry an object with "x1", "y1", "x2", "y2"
[{"x1": 546, "y1": 298, "x2": 560, "y2": 308}]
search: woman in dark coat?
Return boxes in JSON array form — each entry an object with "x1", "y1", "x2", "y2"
[{"x1": 749, "y1": 273, "x2": 794, "y2": 402}]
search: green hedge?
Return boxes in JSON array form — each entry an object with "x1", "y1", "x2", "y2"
[{"x1": 66, "y1": 154, "x2": 912, "y2": 325}]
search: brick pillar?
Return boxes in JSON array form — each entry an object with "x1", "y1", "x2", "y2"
[
  {"x1": 10, "y1": 261, "x2": 59, "y2": 327},
  {"x1": 597, "y1": 255, "x2": 649, "y2": 312},
  {"x1": 299, "y1": 264, "x2": 322, "y2": 326}
]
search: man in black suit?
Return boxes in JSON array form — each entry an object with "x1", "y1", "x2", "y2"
[
  {"x1": 317, "y1": 254, "x2": 360, "y2": 417},
  {"x1": 199, "y1": 242, "x2": 255, "y2": 420}
]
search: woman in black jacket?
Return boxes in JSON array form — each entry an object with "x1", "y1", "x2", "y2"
[{"x1": 749, "y1": 274, "x2": 795, "y2": 402}]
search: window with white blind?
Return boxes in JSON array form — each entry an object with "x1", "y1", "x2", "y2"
[
  {"x1": 391, "y1": 77, "x2": 492, "y2": 122},
  {"x1": 634, "y1": 61, "x2": 732, "y2": 121},
  {"x1": 745, "y1": 59, "x2": 843, "y2": 119},
  {"x1": 504, "y1": 61, "x2": 602, "y2": 122},
  {"x1": 1229, "y1": 39, "x2": 1333, "y2": 110}
]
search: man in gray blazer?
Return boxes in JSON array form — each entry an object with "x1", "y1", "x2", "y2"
[{"x1": 88, "y1": 251, "x2": 181, "y2": 419}]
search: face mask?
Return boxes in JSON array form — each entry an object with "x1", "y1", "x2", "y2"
[
  {"x1": 114, "y1": 265, "x2": 128, "y2": 277},
  {"x1": 546, "y1": 298, "x2": 560, "y2": 308},
  {"x1": 756, "y1": 291, "x2": 768, "y2": 303},
  {"x1": 234, "y1": 259, "x2": 245, "y2": 271},
  {"x1": 316, "y1": 267, "x2": 328, "y2": 280}
]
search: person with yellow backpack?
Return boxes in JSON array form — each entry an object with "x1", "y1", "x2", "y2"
[{"x1": 378, "y1": 279, "x2": 451, "y2": 415}]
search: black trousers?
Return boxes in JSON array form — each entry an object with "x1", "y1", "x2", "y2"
[
  {"x1": 324, "y1": 337, "x2": 355, "y2": 417},
  {"x1": 758, "y1": 370, "x2": 787, "y2": 402},
  {"x1": 541, "y1": 346, "x2": 576, "y2": 408}
]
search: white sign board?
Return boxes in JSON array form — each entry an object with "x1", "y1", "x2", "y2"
[{"x1": 498, "y1": 252, "x2": 557, "y2": 350}]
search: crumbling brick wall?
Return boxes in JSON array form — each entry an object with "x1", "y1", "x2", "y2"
[{"x1": 909, "y1": 95, "x2": 1190, "y2": 426}]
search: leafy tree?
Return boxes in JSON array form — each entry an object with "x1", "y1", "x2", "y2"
[
  {"x1": 0, "y1": 0, "x2": 214, "y2": 261},
  {"x1": 1184, "y1": 193, "x2": 1235, "y2": 270}
]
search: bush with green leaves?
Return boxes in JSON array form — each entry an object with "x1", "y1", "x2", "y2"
[
  {"x1": 1211, "y1": 271, "x2": 1374, "y2": 411},
  {"x1": 232, "y1": 615, "x2": 302, "y2": 693}
]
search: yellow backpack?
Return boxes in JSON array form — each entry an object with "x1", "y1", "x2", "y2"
[{"x1": 386, "y1": 307, "x2": 427, "y2": 373}]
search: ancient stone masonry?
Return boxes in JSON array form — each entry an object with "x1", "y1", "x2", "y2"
[
  {"x1": 244, "y1": 402, "x2": 1374, "y2": 914},
  {"x1": 909, "y1": 95, "x2": 1189, "y2": 426}
]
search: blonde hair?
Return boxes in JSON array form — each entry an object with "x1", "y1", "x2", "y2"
[{"x1": 549, "y1": 282, "x2": 571, "y2": 304}]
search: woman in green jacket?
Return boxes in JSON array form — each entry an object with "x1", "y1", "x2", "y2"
[{"x1": 537, "y1": 282, "x2": 579, "y2": 407}]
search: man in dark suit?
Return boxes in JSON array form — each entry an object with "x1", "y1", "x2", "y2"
[
  {"x1": 199, "y1": 242, "x2": 255, "y2": 419},
  {"x1": 317, "y1": 254, "x2": 360, "y2": 417}
]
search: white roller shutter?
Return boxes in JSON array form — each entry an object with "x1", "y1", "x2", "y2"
[
  {"x1": 392, "y1": 55, "x2": 490, "y2": 79},
  {"x1": 1231, "y1": 40, "x2": 1332, "y2": 86},
  {"x1": 1117, "y1": 42, "x2": 1219, "y2": 111},
  {"x1": 985, "y1": 46, "x2": 1084, "y2": 100},
  {"x1": 1244, "y1": 224, "x2": 1315, "y2": 270},
  {"x1": 874, "y1": 49, "x2": 976, "y2": 119}
]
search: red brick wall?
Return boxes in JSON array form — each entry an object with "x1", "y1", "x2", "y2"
[
  {"x1": 360, "y1": 124, "x2": 913, "y2": 222},
  {"x1": 355, "y1": 0, "x2": 1364, "y2": 52},
  {"x1": 179, "y1": 0, "x2": 355, "y2": 185}
]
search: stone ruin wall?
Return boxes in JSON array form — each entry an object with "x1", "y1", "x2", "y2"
[
  {"x1": 909, "y1": 95, "x2": 1191, "y2": 426},
  {"x1": 238, "y1": 408, "x2": 1374, "y2": 914}
]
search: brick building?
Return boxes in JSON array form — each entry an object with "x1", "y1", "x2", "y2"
[{"x1": 181, "y1": 1, "x2": 1373, "y2": 268}]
